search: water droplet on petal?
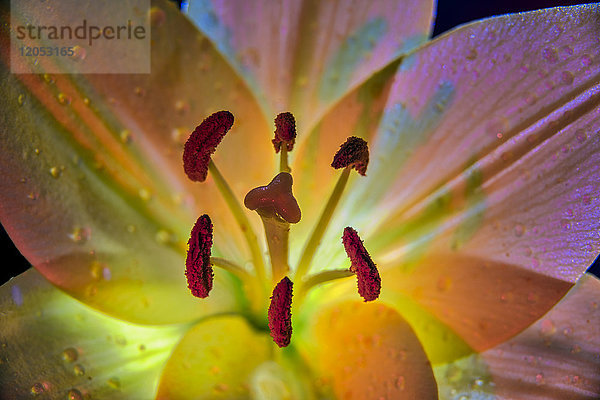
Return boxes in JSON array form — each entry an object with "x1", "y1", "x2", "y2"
[
  {"x1": 120, "y1": 129, "x2": 132, "y2": 143},
  {"x1": 73, "y1": 364, "x2": 85, "y2": 376},
  {"x1": 540, "y1": 319, "x2": 556, "y2": 336},
  {"x1": 575, "y1": 129, "x2": 587, "y2": 143},
  {"x1": 107, "y1": 377, "x2": 121, "y2": 389},
  {"x1": 465, "y1": 48, "x2": 477, "y2": 60},
  {"x1": 155, "y1": 229, "x2": 172, "y2": 244},
  {"x1": 149, "y1": 7, "x2": 166, "y2": 27},
  {"x1": 133, "y1": 86, "x2": 145, "y2": 97},
  {"x1": 49, "y1": 166, "x2": 62, "y2": 178},
  {"x1": 535, "y1": 373, "x2": 545, "y2": 385},
  {"x1": 57, "y1": 93, "x2": 71, "y2": 105},
  {"x1": 580, "y1": 54, "x2": 593, "y2": 67},
  {"x1": 62, "y1": 347, "x2": 78, "y2": 362},
  {"x1": 560, "y1": 71, "x2": 574, "y2": 85},
  {"x1": 30, "y1": 383, "x2": 45, "y2": 395},
  {"x1": 67, "y1": 388, "x2": 83, "y2": 400},
  {"x1": 71, "y1": 45, "x2": 86, "y2": 61},
  {"x1": 542, "y1": 47, "x2": 558, "y2": 63},
  {"x1": 17, "y1": 94, "x2": 25, "y2": 105},
  {"x1": 69, "y1": 227, "x2": 91, "y2": 243},
  {"x1": 514, "y1": 224, "x2": 525, "y2": 237},
  {"x1": 560, "y1": 219, "x2": 571, "y2": 231},
  {"x1": 139, "y1": 188, "x2": 152, "y2": 201}
]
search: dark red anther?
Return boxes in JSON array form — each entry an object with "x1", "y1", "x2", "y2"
[
  {"x1": 185, "y1": 214, "x2": 214, "y2": 298},
  {"x1": 342, "y1": 227, "x2": 381, "y2": 302},
  {"x1": 268, "y1": 276, "x2": 294, "y2": 347},
  {"x1": 244, "y1": 172, "x2": 301, "y2": 224},
  {"x1": 183, "y1": 111, "x2": 234, "y2": 182},
  {"x1": 272, "y1": 112, "x2": 296, "y2": 153},
  {"x1": 331, "y1": 136, "x2": 369, "y2": 176}
]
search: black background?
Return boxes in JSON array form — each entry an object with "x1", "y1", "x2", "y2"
[{"x1": 1, "y1": 0, "x2": 598, "y2": 284}]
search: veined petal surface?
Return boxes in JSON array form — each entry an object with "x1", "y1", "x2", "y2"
[
  {"x1": 297, "y1": 4, "x2": 600, "y2": 354},
  {"x1": 435, "y1": 273, "x2": 600, "y2": 399},
  {"x1": 187, "y1": 0, "x2": 435, "y2": 130},
  {"x1": 156, "y1": 315, "x2": 274, "y2": 399},
  {"x1": 0, "y1": 269, "x2": 185, "y2": 400},
  {"x1": 298, "y1": 301, "x2": 438, "y2": 399},
  {"x1": 0, "y1": 0, "x2": 268, "y2": 324}
]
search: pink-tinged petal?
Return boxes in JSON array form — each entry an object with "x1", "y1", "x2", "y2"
[
  {"x1": 0, "y1": 1, "x2": 265, "y2": 323},
  {"x1": 297, "y1": 4, "x2": 599, "y2": 359},
  {"x1": 383, "y1": 253, "x2": 572, "y2": 352},
  {"x1": 352, "y1": 4, "x2": 600, "y2": 283},
  {"x1": 156, "y1": 315, "x2": 273, "y2": 399},
  {"x1": 435, "y1": 274, "x2": 600, "y2": 399},
  {"x1": 0, "y1": 269, "x2": 185, "y2": 399},
  {"x1": 299, "y1": 301, "x2": 437, "y2": 399},
  {"x1": 187, "y1": 0, "x2": 435, "y2": 129}
]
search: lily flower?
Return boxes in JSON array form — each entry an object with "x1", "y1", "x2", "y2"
[{"x1": 1, "y1": 0, "x2": 599, "y2": 398}]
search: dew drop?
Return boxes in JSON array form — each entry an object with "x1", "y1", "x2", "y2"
[
  {"x1": 560, "y1": 71, "x2": 574, "y2": 85},
  {"x1": 115, "y1": 334, "x2": 127, "y2": 346},
  {"x1": 43, "y1": 73, "x2": 54, "y2": 84},
  {"x1": 57, "y1": 93, "x2": 71, "y2": 105},
  {"x1": 575, "y1": 129, "x2": 587, "y2": 143},
  {"x1": 513, "y1": 224, "x2": 525, "y2": 237},
  {"x1": 49, "y1": 166, "x2": 62, "y2": 178},
  {"x1": 71, "y1": 45, "x2": 87, "y2": 61},
  {"x1": 133, "y1": 86, "x2": 145, "y2": 97},
  {"x1": 542, "y1": 47, "x2": 558, "y2": 63},
  {"x1": 155, "y1": 229, "x2": 171, "y2": 244},
  {"x1": 535, "y1": 373, "x2": 545, "y2": 385},
  {"x1": 30, "y1": 382, "x2": 45, "y2": 395},
  {"x1": 120, "y1": 129, "x2": 132, "y2": 143},
  {"x1": 171, "y1": 127, "x2": 187, "y2": 145},
  {"x1": 540, "y1": 319, "x2": 556, "y2": 336},
  {"x1": 62, "y1": 347, "x2": 79, "y2": 362},
  {"x1": 580, "y1": 54, "x2": 593, "y2": 67},
  {"x1": 67, "y1": 388, "x2": 83, "y2": 400},
  {"x1": 138, "y1": 188, "x2": 152, "y2": 201},
  {"x1": 149, "y1": 7, "x2": 166, "y2": 27},
  {"x1": 465, "y1": 48, "x2": 477, "y2": 61},
  {"x1": 73, "y1": 364, "x2": 85, "y2": 376},
  {"x1": 107, "y1": 377, "x2": 121, "y2": 389},
  {"x1": 560, "y1": 219, "x2": 571, "y2": 231},
  {"x1": 69, "y1": 227, "x2": 91, "y2": 243},
  {"x1": 174, "y1": 99, "x2": 190, "y2": 114},
  {"x1": 83, "y1": 98, "x2": 90, "y2": 106},
  {"x1": 18, "y1": 94, "x2": 25, "y2": 106}
]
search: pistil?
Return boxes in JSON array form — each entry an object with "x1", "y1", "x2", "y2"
[{"x1": 245, "y1": 172, "x2": 301, "y2": 283}]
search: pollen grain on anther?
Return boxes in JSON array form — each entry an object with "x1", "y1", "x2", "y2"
[
  {"x1": 183, "y1": 110, "x2": 234, "y2": 182},
  {"x1": 268, "y1": 276, "x2": 294, "y2": 347},
  {"x1": 185, "y1": 214, "x2": 214, "y2": 298},
  {"x1": 331, "y1": 136, "x2": 369, "y2": 176},
  {"x1": 342, "y1": 227, "x2": 381, "y2": 302}
]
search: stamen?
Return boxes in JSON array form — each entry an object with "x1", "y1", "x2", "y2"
[
  {"x1": 268, "y1": 276, "x2": 293, "y2": 348},
  {"x1": 300, "y1": 269, "x2": 354, "y2": 295},
  {"x1": 185, "y1": 214, "x2": 214, "y2": 298},
  {"x1": 331, "y1": 136, "x2": 369, "y2": 176},
  {"x1": 183, "y1": 111, "x2": 234, "y2": 182},
  {"x1": 342, "y1": 227, "x2": 381, "y2": 302},
  {"x1": 295, "y1": 137, "x2": 370, "y2": 281},
  {"x1": 245, "y1": 172, "x2": 300, "y2": 282},
  {"x1": 272, "y1": 112, "x2": 296, "y2": 173}
]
